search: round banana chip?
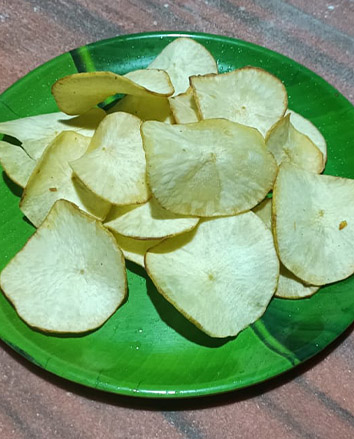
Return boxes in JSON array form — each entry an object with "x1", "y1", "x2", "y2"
[
  {"x1": 70, "y1": 112, "x2": 150, "y2": 205},
  {"x1": 124, "y1": 69, "x2": 174, "y2": 95},
  {"x1": 109, "y1": 95, "x2": 173, "y2": 123},
  {"x1": 265, "y1": 114, "x2": 324, "y2": 173},
  {"x1": 273, "y1": 163, "x2": 354, "y2": 285},
  {"x1": 276, "y1": 265, "x2": 320, "y2": 299},
  {"x1": 145, "y1": 214, "x2": 279, "y2": 338},
  {"x1": 52, "y1": 70, "x2": 174, "y2": 115},
  {"x1": 191, "y1": 67, "x2": 287, "y2": 136},
  {"x1": 253, "y1": 198, "x2": 320, "y2": 299},
  {"x1": 0, "y1": 200, "x2": 127, "y2": 333},
  {"x1": 20, "y1": 131, "x2": 111, "y2": 227},
  {"x1": 286, "y1": 109, "x2": 327, "y2": 165},
  {"x1": 0, "y1": 109, "x2": 105, "y2": 160},
  {"x1": 0, "y1": 141, "x2": 35, "y2": 188},
  {"x1": 112, "y1": 232, "x2": 161, "y2": 267},
  {"x1": 169, "y1": 88, "x2": 199, "y2": 124},
  {"x1": 105, "y1": 197, "x2": 199, "y2": 240},
  {"x1": 148, "y1": 37, "x2": 218, "y2": 96},
  {"x1": 142, "y1": 118, "x2": 277, "y2": 217}
]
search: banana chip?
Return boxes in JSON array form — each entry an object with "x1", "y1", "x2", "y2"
[
  {"x1": 142, "y1": 118, "x2": 277, "y2": 217},
  {"x1": 169, "y1": 88, "x2": 199, "y2": 124},
  {"x1": 191, "y1": 67, "x2": 287, "y2": 136},
  {"x1": 105, "y1": 197, "x2": 199, "y2": 240},
  {"x1": 287, "y1": 109, "x2": 327, "y2": 166},
  {"x1": 3, "y1": 37, "x2": 349, "y2": 338},
  {"x1": 124, "y1": 69, "x2": 174, "y2": 95},
  {"x1": 112, "y1": 232, "x2": 162, "y2": 267},
  {"x1": 0, "y1": 141, "x2": 36, "y2": 188},
  {"x1": 148, "y1": 37, "x2": 218, "y2": 96},
  {"x1": 273, "y1": 163, "x2": 354, "y2": 285},
  {"x1": 253, "y1": 198, "x2": 320, "y2": 299},
  {"x1": 70, "y1": 112, "x2": 150, "y2": 205},
  {"x1": 0, "y1": 109, "x2": 105, "y2": 160},
  {"x1": 109, "y1": 95, "x2": 173, "y2": 123},
  {"x1": 52, "y1": 70, "x2": 174, "y2": 115},
  {"x1": 20, "y1": 131, "x2": 110, "y2": 227},
  {"x1": 0, "y1": 200, "x2": 127, "y2": 333},
  {"x1": 146, "y1": 214, "x2": 279, "y2": 338},
  {"x1": 266, "y1": 114, "x2": 324, "y2": 173},
  {"x1": 276, "y1": 265, "x2": 320, "y2": 299}
]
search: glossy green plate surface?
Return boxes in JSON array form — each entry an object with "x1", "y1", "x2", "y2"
[{"x1": 1, "y1": 32, "x2": 354, "y2": 398}]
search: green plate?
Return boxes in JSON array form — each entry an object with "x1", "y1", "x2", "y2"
[{"x1": 0, "y1": 31, "x2": 353, "y2": 398}]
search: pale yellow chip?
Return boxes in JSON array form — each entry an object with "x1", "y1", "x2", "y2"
[
  {"x1": 148, "y1": 37, "x2": 218, "y2": 96},
  {"x1": 287, "y1": 109, "x2": 327, "y2": 166},
  {"x1": 109, "y1": 95, "x2": 173, "y2": 123},
  {"x1": 70, "y1": 112, "x2": 150, "y2": 205},
  {"x1": 253, "y1": 197, "x2": 273, "y2": 229},
  {"x1": 273, "y1": 163, "x2": 354, "y2": 285},
  {"x1": 276, "y1": 265, "x2": 320, "y2": 299},
  {"x1": 20, "y1": 131, "x2": 111, "y2": 227},
  {"x1": 0, "y1": 200, "x2": 127, "y2": 333},
  {"x1": 253, "y1": 197, "x2": 320, "y2": 299},
  {"x1": 0, "y1": 109, "x2": 105, "y2": 161},
  {"x1": 142, "y1": 119, "x2": 277, "y2": 217},
  {"x1": 112, "y1": 232, "x2": 161, "y2": 267},
  {"x1": 124, "y1": 69, "x2": 174, "y2": 95},
  {"x1": 145, "y1": 214, "x2": 279, "y2": 338},
  {"x1": 52, "y1": 70, "x2": 174, "y2": 115},
  {"x1": 169, "y1": 88, "x2": 199, "y2": 124},
  {"x1": 105, "y1": 197, "x2": 199, "y2": 240},
  {"x1": 191, "y1": 67, "x2": 288, "y2": 136},
  {"x1": 266, "y1": 114, "x2": 324, "y2": 173},
  {"x1": 0, "y1": 141, "x2": 36, "y2": 188}
]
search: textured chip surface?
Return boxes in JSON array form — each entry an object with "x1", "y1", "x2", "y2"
[
  {"x1": 191, "y1": 67, "x2": 287, "y2": 136},
  {"x1": 266, "y1": 114, "x2": 324, "y2": 173},
  {"x1": 169, "y1": 88, "x2": 199, "y2": 124},
  {"x1": 142, "y1": 118, "x2": 277, "y2": 217},
  {"x1": 112, "y1": 233, "x2": 161, "y2": 267},
  {"x1": 20, "y1": 131, "x2": 110, "y2": 227},
  {"x1": 0, "y1": 141, "x2": 36, "y2": 187},
  {"x1": 109, "y1": 95, "x2": 173, "y2": 123},
  {"x1": 254, "y1": 198, "x2": 319, "y2": 298},
  {"x1": 0, "y1": 200, "x2": 127, "y2": 333},
  {"x1": 146, "y1": 214, "x2": 279, "y2": 338},
  {"x1": 105, "y1": 198, "x2": 199, "y2": 239},
  {"x1": 148, "y1": 37, "x2": 218, "y2": 96},
  {"x1": 273, "y1": 163, "x2": 354, "y2": 285},
  {"x1": 52, "y1": 70, "x2": 174, "y2": 115},
  {"x1": 287, "y1": 109, "x2": 327, "y2": 165},
  {"x1": 70, "y1": 113, "x2": 150, "y2": 205},
  {"x1": 0, "y1": 109, "x2": 105, "y2": 160}
]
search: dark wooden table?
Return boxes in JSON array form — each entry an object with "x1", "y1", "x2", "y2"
[{"x1": 0, "y1": 1, "x2": 353, "y2": 438}]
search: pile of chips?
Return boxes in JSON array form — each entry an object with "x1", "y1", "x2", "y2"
[{"x1": 0, "y1": 38, "x2": 353, "y2": 338}]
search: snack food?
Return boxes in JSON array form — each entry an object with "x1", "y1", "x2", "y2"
[
  {"x1": 0, "y1": 200, "x2": 127, "y2": 333},
  {"x1": 1, "y1": 37, "x2": 349, "y2": 340}
]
